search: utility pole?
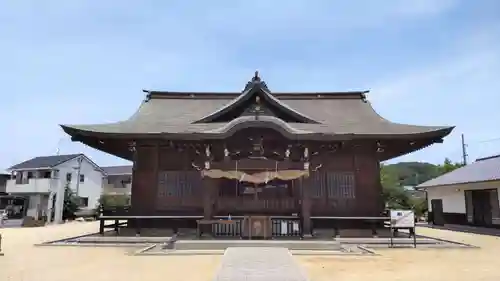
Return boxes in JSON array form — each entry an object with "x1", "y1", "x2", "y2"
[
  {"x1": 74, "y1": 156, "x2": 83, "y2": 197},
  {"x1": 461, "y1": 134, "x2": 468, "y2": 165}
]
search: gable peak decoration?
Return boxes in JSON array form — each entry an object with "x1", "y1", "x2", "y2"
[{"x1": 243, "y1": 70, "x2": 269, "y2": 92}]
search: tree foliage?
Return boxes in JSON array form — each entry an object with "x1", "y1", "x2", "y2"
[
  {"x1": 381, "y1": 158, "x2": 464, "y2": 216},
  {"x1": 96, "y1": 194, "x2": 131, "y2": 211},
  {"x1": 63, "y1": 184, "x2": 80, "y2": 220}
]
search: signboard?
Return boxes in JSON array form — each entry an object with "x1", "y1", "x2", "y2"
[{"x1": 390, "y1": 210, "x2": 415, "y2": 228}]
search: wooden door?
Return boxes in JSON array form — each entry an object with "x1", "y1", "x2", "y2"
[
  {"x1": 472, "y1": 190, "x2": 492, "y2": 226},
  {"x1": 431, "y1": 199, "x2": 445, "y2": 226},
  {"x1": 464, "y1": 190, "x2": 473, "y2": 223}
]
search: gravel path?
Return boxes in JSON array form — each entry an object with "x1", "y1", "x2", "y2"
[{"x1": 213, "y1": 247, "x2": 309, "y2": 281}]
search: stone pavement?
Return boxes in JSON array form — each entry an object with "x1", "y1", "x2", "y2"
[{"x1": 213, "y1": 247, "x2": 309, "y2": 281}]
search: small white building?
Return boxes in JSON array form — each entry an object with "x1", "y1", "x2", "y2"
[
  {"x1": 6, "y1": 154, "x2": 105, "y2": 223},
  {"x1": 0, "y1": 171, "x2": 8, "y2": 194},
  {"x1": 417, "y1": 154, "x2": 500, "y2": 227},
  {"x1": 101, "y1": 165, "x2": 132, "y2": 196}
]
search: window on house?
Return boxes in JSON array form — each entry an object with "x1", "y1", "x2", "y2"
[
  {"x1": 27, "y1": 172, "x2": 33, "y2": 179},
  {"x1": 77, "y1": 197, "x2": 89, "y2": 207},
  {"x1": 79, "y1": 174, "x2": 85, "y2": 183},
  {"x1": 52, "y1": 170, "x2": 59, "y2": 179},
  {"x1": 42, "y1": 171, "x2": 51, "y2": 179},
  {"x1": 121, "y1": 177, "x2": 131, "y2": 185},
  {"x1": 66, "y1": 173, "x2": 72, "y2": 183}
]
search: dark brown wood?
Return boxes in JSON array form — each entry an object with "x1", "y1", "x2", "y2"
[
  {"x1": 203, "y1": 178, "x2": 216, "y2": 219},
  {"x1": 300, "y1": 177, "x2": 312, "y2": 236},
  {"x1": 125, "y1": 132, "x2": 387, "y2": 227}
]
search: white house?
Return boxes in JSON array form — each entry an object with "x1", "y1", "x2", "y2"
[
  {"x1": 101, "y1": 165, "x2": 132, "y2": 196},
  {"x1": 417, "y1": 154, "x2": 500, "y2": 227},
  {"x1": 0, "y1": 171, "x2": 8, "y2": 194},
  {"x1": 6, "y1": 154, "x2": 105, "y2": 223}
]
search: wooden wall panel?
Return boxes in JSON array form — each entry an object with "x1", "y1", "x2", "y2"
[
  {"x1": 307, "y1": 143, "x2": 382, "y2": 216},
  {"x1": 156, "y1": 171, "x2": 203, "y2": 210},
  {"x1": 352, "y1": 144, "x2": 382, "y2": 216},
  {"x1": 131, "y1": 145, "x2": 158, "y2": 215}
]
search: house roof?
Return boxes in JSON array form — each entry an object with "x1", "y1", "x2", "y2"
[
  {"x1": 8, "y1": 154, "x2": 83, "y2": 170},
  {"x1": 101, "y1": 165, "x2": 132, "y2": 176},
  {"x1": 417, "y1": 154, "x2": 500, "y2": 188},
  {"x1": 61, "y1": 73, "x2": 453, "y2": 141}
]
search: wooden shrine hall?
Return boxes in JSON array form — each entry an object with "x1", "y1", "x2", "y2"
[{"x1": 61, "y1": 72, "x2": 453, "y2": 238}]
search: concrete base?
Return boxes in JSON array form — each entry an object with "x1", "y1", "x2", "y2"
[{"x1": 174, "y1": 239, "x2": 343, "y2": 251}]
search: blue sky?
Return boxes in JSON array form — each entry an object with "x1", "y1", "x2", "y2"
[{"x1": 1, "y1": 0, "x2": 499, "y2": 169}]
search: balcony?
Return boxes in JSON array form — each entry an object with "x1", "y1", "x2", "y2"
[
  {"x1": 6, "y1": 178, "x2": 59, "y2": 194},
  {"x1": 103, "y1": 183, "x2": 132, "y2": 196}
]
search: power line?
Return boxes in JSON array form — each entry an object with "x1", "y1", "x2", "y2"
[
  {"x1": 475, "y1": 137, "x2": 500, "y2": 144},
  {"x1": 438, "y1": 135, "x2": 500, "y2": 163}
]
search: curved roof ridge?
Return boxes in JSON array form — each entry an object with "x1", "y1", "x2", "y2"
[
  {"x1": 203, "y1": 115, "x2": 313, "y2": 135},
  {"x1": 192, "y1": 76, "x2": 321, "y2": 124}
]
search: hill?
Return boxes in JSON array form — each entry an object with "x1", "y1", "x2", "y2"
[
  {"x1": 382, "y1": 159, "x2": 464, "y2": 188},
  {"x1": 380, "y1": 159, "x2": 464, "y2": 214},
  {"x1": 382, "y1": 162, "x2": 441, "y2": 187}
]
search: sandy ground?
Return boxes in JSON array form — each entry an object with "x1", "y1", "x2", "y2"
[
  {"x1": 1, "y1": 223, "x2": 500, "y2": 281},
  {"x1": 0, "y1": 222, "x2": 221, "y2": 281},
  {"x1": 297, "y1": 227, "x2": 500, "y2": 281}
]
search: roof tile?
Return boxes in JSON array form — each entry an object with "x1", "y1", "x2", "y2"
[
  {"x1": 418, "y1": 155, "x2": 500, "y2": 188},
  {"x1": 8, "y1": 154, "x2": 82, "y2": 170}
]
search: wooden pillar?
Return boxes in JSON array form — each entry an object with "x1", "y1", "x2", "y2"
[
  {"x1": 201, "y1": 177, "x2": 216, "y2": 236},
  {"x1": 203, "y1": 144, "x2": 214, "y2": 220},
  {"x1": 203, "y1": 177, "x2": 215, "y2": 220},
  {"x1": 129, "y1": 141, "x2": 138, "y2": 213},
  {"x1": 301, "y1": 177, "x2": 312, "y2": 238}
]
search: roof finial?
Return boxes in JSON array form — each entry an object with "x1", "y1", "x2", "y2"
[
  {"x1": 252, "y1": 70, "x2": 261, "y2": 82},
  {"x1": 243, "y1": 70, "x2": 268, "y2": 92}
]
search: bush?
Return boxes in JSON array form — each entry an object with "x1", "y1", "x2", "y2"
[{"x1": 96, "y1": 194, "x2": 131, "y2": 213}]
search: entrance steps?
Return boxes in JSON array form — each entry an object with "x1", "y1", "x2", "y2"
[
  {"x1": 174, "y1": 239, "x2": 343, "y2": 251},
  {"x1": 213, "y1": 247, "x2": 309, "y2": 281}
]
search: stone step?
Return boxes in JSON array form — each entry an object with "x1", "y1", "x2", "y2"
[
  {"x1": 175, "y1": 239, "x2": 343, "y2": 251},
  {"x1": 213, "y1": 247, "x2": 309, "y2": 281}
]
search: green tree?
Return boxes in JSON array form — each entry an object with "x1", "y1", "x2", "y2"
[
  {"x1": 381, "y1": 163, "x2": 427, "y2": 216},
  {"x1": 437, "y1": 158, "x2": 464, "y2": 175},
  {"x1": 380, "y1": 157, "x2": 465, "y2": 217},
  {"x1": 381, "y1": 163, "x2": 411, "y2": 209},
  {"x1": 96, "y1": 194, "x2": 131, "y2": 211},
  {"x1": 63, "y1": 184, "x2": 79, "y2": 220}
]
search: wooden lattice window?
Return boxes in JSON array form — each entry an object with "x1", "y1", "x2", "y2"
[
  {"x1": 325, "y1": 172, "x2": 356, "y2": 199},
  {"x1": 157, "y1": 171, "x2": 201, "y2": 197}
]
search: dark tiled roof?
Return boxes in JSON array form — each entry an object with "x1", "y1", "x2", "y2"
[
  {"x1": 417, "y1": 155, "x2": 500, "y2": 188},
  {"x1": 8, "y1": 154, "x2": 82, "y2": 170},
  {"x1": 61, "y1": 91, "x2": 452, "y2": 138},
  {"x1": 101, "y1": 165, "x2": 132, "y2": 175}
]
